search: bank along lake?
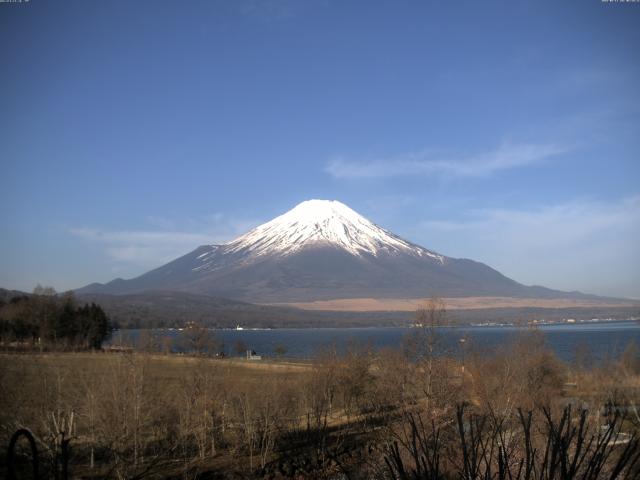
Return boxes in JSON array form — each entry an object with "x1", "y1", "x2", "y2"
[{"x1": 110, "y1": 320, "x2": 640, "y2": 363}]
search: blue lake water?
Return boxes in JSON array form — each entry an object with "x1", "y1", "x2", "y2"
[{"x1": 112, "y1": 321, "x2": 640, "y2": 363}]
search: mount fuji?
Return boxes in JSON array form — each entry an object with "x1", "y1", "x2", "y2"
[{"x1": 78, "y1": 199, "x2": 592, "y2": 303}]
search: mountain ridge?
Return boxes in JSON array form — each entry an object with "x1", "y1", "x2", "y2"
[{"x1": 77, "y1": 199, "x2": 615, "y2": 303}]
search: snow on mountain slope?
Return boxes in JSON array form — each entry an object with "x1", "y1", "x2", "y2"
[
  {"x1": 200, "y1": 200, "x2": 444, "y2": 268},
  {"x1": 77, "y1": 199, "x2": 601, "y2": 303}
]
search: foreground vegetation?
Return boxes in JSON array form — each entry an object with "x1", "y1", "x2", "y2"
[{"x1": 2, "y1": 311, "x2": 640, "y2": 479}]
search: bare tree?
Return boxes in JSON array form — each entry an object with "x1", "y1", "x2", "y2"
[
  {"x1": 412, "y1": 297, "x2": 447, "y2": 414},
  {"x1": 274, "y1": 344, "x2": 287, "y2": 358},
  {"x1": 179, "y1": 324, "x2": 221, "y2": 356},
  {"x1": 234, "y1": 340, "x2": 248, "y2": 357}
]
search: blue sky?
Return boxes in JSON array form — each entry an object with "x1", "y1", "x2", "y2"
[{"x1": 1, "y1": 0, "x2": 639, "y2": 298}]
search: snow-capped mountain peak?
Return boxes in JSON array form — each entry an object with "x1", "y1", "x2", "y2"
[
  {"x1": 221, "y1": 199, "x2": 445, "y2": 261},
  {"x1": 79, "y1": 199, "x2": 586, "y2": 303}
]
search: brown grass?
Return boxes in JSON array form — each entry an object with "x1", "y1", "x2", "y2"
[
  {"x1": 269, "y1": 296, "x2": 639, "y2": 311},
  {"x1": 0, "y1": 351, "x2": 311, "y2": 379}
]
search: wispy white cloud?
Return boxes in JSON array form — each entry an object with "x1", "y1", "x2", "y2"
[
  {"x1": 70, "y1": 213, "x2": 257, "y2": 269},
  {"x1": 420, "y1": 195, "x2": 640, "y2": 298},
  {"x1": 326, "y1": 142, "x2": 571, "y2": 179},
  {"x1": 69, "y1": 228, "x2": 219, "y2": 268},
  {"x1": 70, "y1": 229, "x2": 216, "y2": 246},
  {"x1": 423, "y1": 196, "x2": 640, "y2": 246}
]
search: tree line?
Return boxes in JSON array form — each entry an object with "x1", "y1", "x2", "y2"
[{"x1": 0, "y1": 286, "x2": 113, "y2": 350}]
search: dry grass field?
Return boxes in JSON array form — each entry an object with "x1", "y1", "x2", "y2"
[
  {"x1": 271, "y1": 296, "x2": 640, "y2": 312},
  {"x1": 1, "y1": 329, "x2": 639, "y2": 479}
]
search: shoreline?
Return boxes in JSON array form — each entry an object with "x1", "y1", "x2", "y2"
[{"x1": 113, "y1": 317, "x2": 640, "y2": 332}]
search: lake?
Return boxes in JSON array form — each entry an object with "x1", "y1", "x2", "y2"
[{"x1": 111, "y1": 320, "x2": 640, "y2": 363}]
